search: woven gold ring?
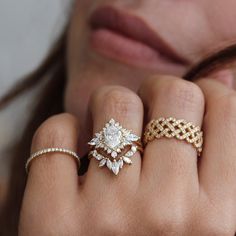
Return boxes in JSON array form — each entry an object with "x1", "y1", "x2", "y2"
[{"x1": 143, "y1": 117, "x2": 203, "y2": 156}]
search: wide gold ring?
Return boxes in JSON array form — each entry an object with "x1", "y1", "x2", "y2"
[{"x1": 143, "y1": 117, "x2": 203, "y2": 156}]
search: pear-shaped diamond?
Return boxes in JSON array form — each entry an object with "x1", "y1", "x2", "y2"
[{"x1": 104, "y1": 124, "x2": 122, "y2": 149}]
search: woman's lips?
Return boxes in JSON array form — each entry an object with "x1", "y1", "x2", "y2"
[
  {"x1": 89, "y1": 6, "x2": 188, "y2": 72},
  {"x1": 91, "y1": 28, "x2": 173, "y2": 70}
]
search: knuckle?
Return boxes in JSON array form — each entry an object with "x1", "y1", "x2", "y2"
[
  {"x1": 161, "y1": 79, "x2": 204, "y2": 112},
  {"x1": 30, "y1": 113, "x2": 78, "y2": 173},
  {"x1": 91, "y1": 86, "x2": 143, "y2": 117},
  {"x1": 157, "y1": 212, "x2": 188, "y2": 233},
  {"x1": 217, "y1": 93, "x2": 236, "y2": 121},
  {"x1": 142, "y1": 200, "x2": 189, "y2": 234},
  {"x1": 32, "y1": 113, "x2": 77, "y2": 149},
  {"x1": 155, "y1": 215, "x2": 188, "y2": 234},
  {"x1": 92, "y1": 208, "x2": 127, "y2": 235},
  {"x1": 209, "y1": 93, "x2": 236, "y2": 140},
  {"x1": 20, "y1": 207, "x2": 78, "y2": 236},
  {"x1": 199, "y1": 209, "x2": 235, "y2": 236},
  {"x1": 201, "y1": 220, "x2": 235, "y2": 236}
]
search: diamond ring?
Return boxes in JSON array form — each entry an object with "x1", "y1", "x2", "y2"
[{"x1": 88, "y1": 119, "x2": 143, "y2": 175}]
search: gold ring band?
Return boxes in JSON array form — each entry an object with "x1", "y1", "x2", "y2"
[
  {"x1": 25, "y1": 148, "x2": 81, "y2": 173},
  {"x1": 88, "y1": 141, "x2": 144, "y2": 160},
  {"x1": 143, "y1": 117, "x2": 203, "y2": 156}
]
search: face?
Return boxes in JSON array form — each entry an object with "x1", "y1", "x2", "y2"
[{"x1": 65, "y1": 0, "x2": 236, "y2": 152}]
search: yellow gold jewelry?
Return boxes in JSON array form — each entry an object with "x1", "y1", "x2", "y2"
[
  {"x1": 143, "y1": 117, "x2": 203, "y2": 156},
  {"x1": 88, "y1": 119, "x2": 143, "y2": 175},
  {"x1": 25, "y1": 148, "x2": 81, "y2": 173}
]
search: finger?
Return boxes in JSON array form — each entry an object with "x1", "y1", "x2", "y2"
[
  {"x1": 84, "y1": 86, "x2": 143, "y2": 194},
  {"x1": 22, "y1": 114, "x2": 80, "y2": 215},
  {"x1": 196, "y1": 78, "x2": 236, "y2": 202},
  {"x1": 139, "y1": 76, "x2": 204, "y2": 194}
]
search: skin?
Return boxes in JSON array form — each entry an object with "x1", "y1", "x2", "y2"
[{"x1": 19, "y1": 0, "x2": 236, "y2": 235}]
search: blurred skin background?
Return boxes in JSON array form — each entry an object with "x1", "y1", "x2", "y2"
[{"x1": 0, "y1": 0, "x2": 71, "y2": 207}]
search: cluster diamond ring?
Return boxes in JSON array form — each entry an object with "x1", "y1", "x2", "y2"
[{"x1": 88, "y1": 119, "x2": 143, "y2": 175}]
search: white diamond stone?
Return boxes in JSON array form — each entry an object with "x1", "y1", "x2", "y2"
[
  {"x1": 111, "y1": 151, "x2": 118, "y2": 158},
  {"x1": 110, "y1": 119, "x2": 115, "y2": 124},
  {"x1": 104, "y1": 124, "x2": 122, "y2": 149},
  {"x1": 91, "y1": 150, "x2": 97, "y2": 156},
  {"x1": 118, "y1": 159, "x2": 124, "y2": 169},
  {"x1": 126, "y1": 133, "x2": 139, "y2": 142},
  {"x1": 106, "y1": 159, "x2": 112, "y2": 170},
  {"x1": 95, "y1": 154, "x2": 103, "y2": 161},
  {"x1": 88, "y1": 137, "x2": 99, "y2": 146},
  {"x1": 123, "y1": 157, "x2": 132, "y2": 164},
  {"x1": 125, "y1": 151, "x2": 134, "y2": 157},
  {"x1": 99, "y1": 159, "x2": 107, "y2": 167},
  {"x1": 131, "y1": 146, "x2": 137, "y2": 152},
  {"x1": 112, "y1": 161, "x2": 120, "y2": 175}
]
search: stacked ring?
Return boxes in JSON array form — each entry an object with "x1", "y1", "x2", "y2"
[
  {"x1": 25, "y1": 117, "x2": 203, "y2": 175},
  {"x1": 88, "y1": 119, "x2": 143, "y2": 175}
]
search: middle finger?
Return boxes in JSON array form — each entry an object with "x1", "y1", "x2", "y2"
[{"x1": 84, "y1": 86, "x2": 144, "y2": 194}]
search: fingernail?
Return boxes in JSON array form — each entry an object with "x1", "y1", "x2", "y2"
[{"x1": 211, "y1": 69, "x2": 234, "y2": 89}]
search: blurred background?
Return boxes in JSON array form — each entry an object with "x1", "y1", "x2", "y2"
[{"x1": 0, "y1": 0, "x2": 71, "y2": 204}]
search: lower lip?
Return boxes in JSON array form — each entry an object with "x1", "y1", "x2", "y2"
[{"x1": 90, "y1": 28, "x2": 184, "y2": 72}]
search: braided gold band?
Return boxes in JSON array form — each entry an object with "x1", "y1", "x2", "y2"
[
  {"x1": 25, "y1": 148, "x2": 81, "y2": 173},
  {"x1": 143, "y1": 117, "x2": 203, "y2": 156}
]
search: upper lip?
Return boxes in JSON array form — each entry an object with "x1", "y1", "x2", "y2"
[{"x1": 89, "y1": 6, "x2": 189, "y2": 66}]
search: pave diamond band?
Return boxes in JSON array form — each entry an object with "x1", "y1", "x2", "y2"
[
  {"x1": 25, "y1": 148, "x2": 81, "y2": 173},
  {"x1": 143, "y1": 117, "x2": 203, "y2": 156},
  {"x1": 88, "y1": 119, "x2": 143, "y2": 175}
]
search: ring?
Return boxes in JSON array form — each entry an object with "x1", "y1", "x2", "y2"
[
  {"x1": 143, "y1": 117, "x2": 203, "y2": 156},
  {"x1": 25, "y1": 148, "x2": 81, "y2": 173},
  {"x1": 88, "y1": 119, "x2": 143, "y2": 175}
]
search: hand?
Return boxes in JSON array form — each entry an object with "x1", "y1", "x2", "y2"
[{"x1": 19, "y1": 75, "x2": 236, "y2": 235}]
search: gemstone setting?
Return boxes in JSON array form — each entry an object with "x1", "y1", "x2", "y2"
[{"x1": 88, "y1": 119, "x2": 140, "y2": 175}]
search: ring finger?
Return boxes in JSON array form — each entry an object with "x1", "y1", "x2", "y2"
[{"x1": 139, "y1": 76, "x2": 205, "y2": 194}]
